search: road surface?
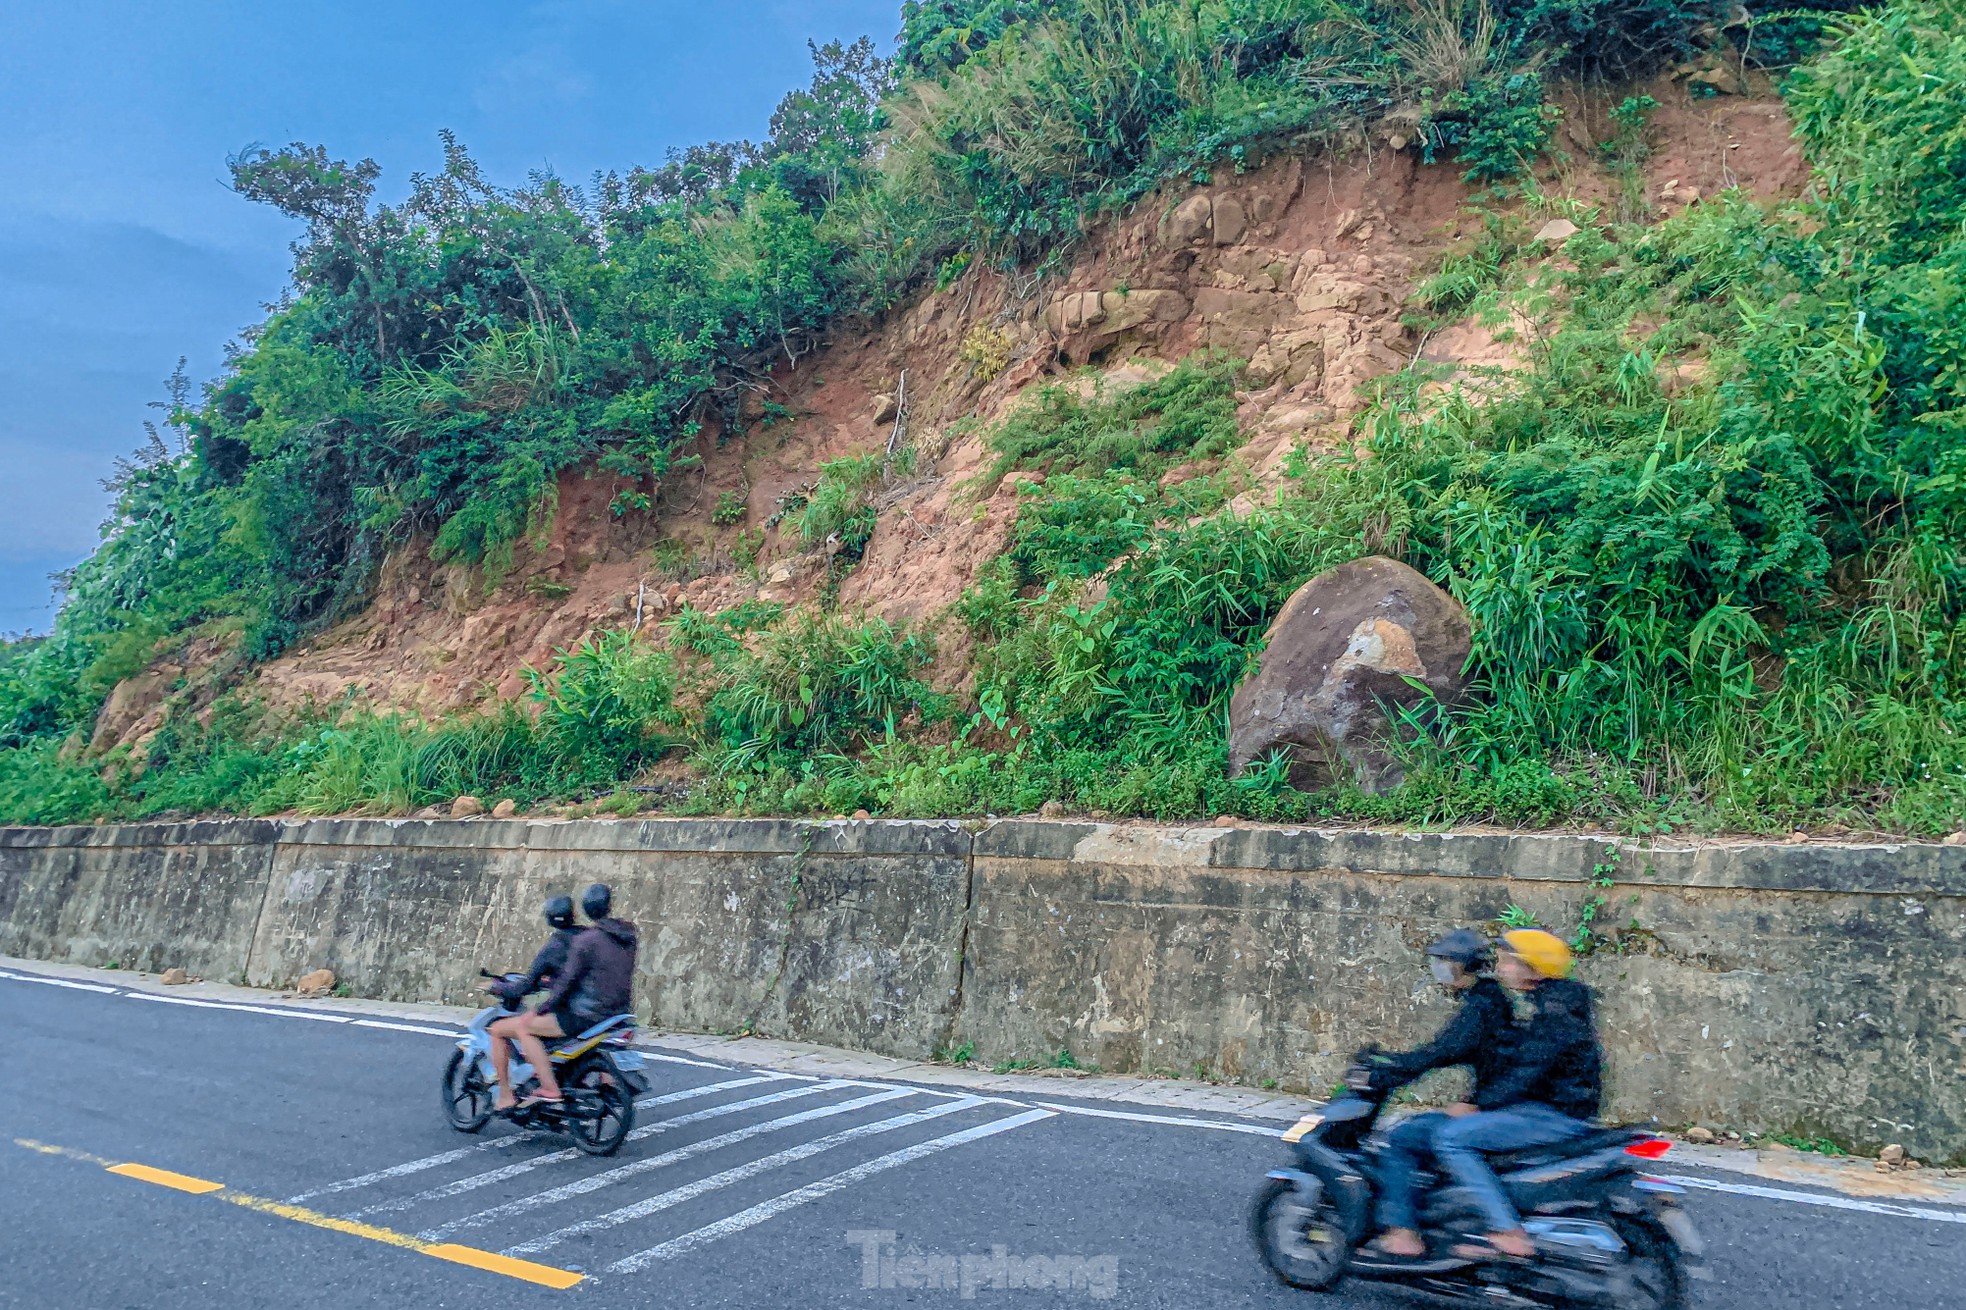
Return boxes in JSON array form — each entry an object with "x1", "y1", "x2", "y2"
[{"x1": 1, "y1": 964, "x2": 1959, "y2": 1308}]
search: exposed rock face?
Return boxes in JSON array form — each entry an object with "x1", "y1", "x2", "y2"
[
  {"x1": 1227, "y1": 556, "x2": 1470, "y2": 793},
  {"x1": 1043, "y1": 288, "x2": 1190, "y2": 363}
]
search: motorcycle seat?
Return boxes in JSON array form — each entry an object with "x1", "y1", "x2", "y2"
[
  {"x1": 548, "y1": 1013, "x2": 635, "y2": 1057},
  {"x1": 1489, "y1": 1126, "x2": 1638, "y2": 1170}
]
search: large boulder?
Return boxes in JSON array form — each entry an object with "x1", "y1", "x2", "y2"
[{"x1": 1227, "y1": 556, "x2": 1470, "y2": 793}]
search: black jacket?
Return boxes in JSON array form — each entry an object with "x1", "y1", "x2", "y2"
[
  {"x1": 1475, "y1": 978, "x2": 1603, "y2": 1120},
  {"x1": 517, "y1": 927, "x2": 580, "y2": 996},
  {"x1": 1375, "y1": 977, "x2": 1515, "y2": 1101},
  {"x1": 539, "y1": 918, "x2": 639, "y2": 1025}
]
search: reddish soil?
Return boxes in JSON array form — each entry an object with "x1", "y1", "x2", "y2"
[{"x1": 98, "y1": 78, "x2": 1816, "y2": 747}]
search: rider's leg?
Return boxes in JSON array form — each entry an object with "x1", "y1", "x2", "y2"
[
  {"x1": 488, "y1": 1015, "x2": 523, "y2": 1110},
  {"x1": 1433, "y1": 1104, "x2": 1588, "y2": 1257},
  {"x1": 513, "y1": 1012, "x2": 568, "y2": 1101},
  {"x1": 1374, "y1": 1111, "x2": 1447, "y2": 1256}
]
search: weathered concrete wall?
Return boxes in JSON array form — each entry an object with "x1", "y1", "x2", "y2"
[
  {"x1": 1, "y1": 817, "x2": 1960, "y2": 1159},
  {"x1": 960, "y1": 825, "x2": 1966, "y2": 1160}
]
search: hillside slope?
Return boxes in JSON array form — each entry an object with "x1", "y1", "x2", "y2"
[{"x1": 8, "y1": 0, "x2": 1965, "y2": 841}]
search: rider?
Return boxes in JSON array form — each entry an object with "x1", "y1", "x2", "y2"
[
  {"x1": 1432, "y1": 928, "x2": 1603, "y2": 1261},
  {"x1": 1367, "y1": 929, "x2": 1515, "y2": 1259},
  {"x1": 496, "y1": 895, "x2": 580, "y2": 1003},
  {"x1": 492, "y1": 883, "x2": 640, "y2": 1111}
]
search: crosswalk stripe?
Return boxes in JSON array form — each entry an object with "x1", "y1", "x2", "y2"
[
  {"x1": 607, "y1": 1108, "x2": 1057, "y2": 1273},
  {"x1": 349, "y1": 1081, "x2": 853, "y2": 1218},
  {"x1": 425, "y1": 1087, "x2": 921, "y2": 1241},
  {"x1": 507, "y1": 1096, "x2": 986, "y2": 1257},
  {"x1": 287, "y1": 1075, "x2": 783, "y2": 1203}
]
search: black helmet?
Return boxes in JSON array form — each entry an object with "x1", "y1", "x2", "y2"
[
  {"x1": 1426, "y1": 928, "x2": 1491, "y2": 969},
  {"x1": 580, "y1": 882, "x2": 613, "y2": 922},
  {"x1": 543, "y1": 895, "x2": 575, "y2": 930}
]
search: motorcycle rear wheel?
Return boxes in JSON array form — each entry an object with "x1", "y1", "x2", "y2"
[
  {"x1": 565, "y1": 1062, "x2": 636, "y2": 1156},
  {"x1": 442, "y1": 1049, "x2": 494, "y2": 1133},
  {"x1": 1612, "y1": 1215, "x2": 1689, "y2": 1310},
  {"x1": 1252, "y1": 1176, "x2": 1352, "y2": 1291}
]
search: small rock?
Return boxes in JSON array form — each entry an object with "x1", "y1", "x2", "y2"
[
  {"x1": 1532, "y1": 218, "x2": 1580, "y2": 244},
  {"x1": 998, "y1": 470, "x2": 1044, "y2": 497},
  {"x1": 1881, "y1": 1143, "x2": 1907, "y2": 1165},
  {"x1": 1212, "y1": 814, "x2": 1238, "y2": 828},
  {"x1": 851, "y1": 809, "x2": 871, "y2": 820},
  {"x1": 160, "y1": 967, "x2": 189, "y2": 986},
  {"x1": 1038, "y1": 800, "x2": 1067, "y2": 819},
  {"x1": 1904, "y1": 1158, "x2": 1923, "y2": 1170},
  {"x1": 1684, "y1": 1126, "x2": 1716, "y2": 1145},
  {"x1": 767, "y1": 563, "x2": 797, "y2": 585},
  {"x1": 872, "y1": 392, "x2": 898, "y2": 425},
  {"x1": 416, "y1": 805, "x2": 444, "y2": 819},
  {"x1": 451, "y1": 795, "x2": 485, "y2": 818},
  {"x1": 295, "y1": 968, "x2": 336, "y2": 997},
  {"x1": 491, "y1": 798, "x2": 518, "y2": 819},
  {"x1": 1787, "y1": 830, "x2": 1809, "y2": 844},
  {"x1": 1943, "y1": 831, "x2": 1966, "y2": 846}
]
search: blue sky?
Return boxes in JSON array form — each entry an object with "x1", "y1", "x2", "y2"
[{"x1": 0, "y1": 0, "x2": 899, "y2": 633}]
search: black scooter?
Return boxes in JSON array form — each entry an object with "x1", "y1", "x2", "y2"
[{"x1": 1251, "y1": 1058, "x2": 1705, "y2": 1307}]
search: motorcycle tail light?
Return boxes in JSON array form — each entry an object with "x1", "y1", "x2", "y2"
[{"x1": 1625, "y1": 1138, "x2": 1673, "y2": 1160}]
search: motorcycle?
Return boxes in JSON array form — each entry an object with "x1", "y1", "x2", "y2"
[
  {"x1": 1252, "y1": 1055, "x2": 1705, "y2": 1308},
  {"x1": 440, "y1": 969, "x2": 651, "y2": 1156}
]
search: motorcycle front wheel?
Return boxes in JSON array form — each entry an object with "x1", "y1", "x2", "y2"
[
  {"x1": 565, "y1": 1062, "x2": 636, "y2": 1156},
  {"x1": 1252, "y1": 1176, "x2": 1352, "y2": 1291},
  {"x1": 442, "y1": 1049, "x2": 495, "y2": 1133}
]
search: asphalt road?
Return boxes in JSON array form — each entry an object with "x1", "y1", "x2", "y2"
[{"x1": 1, "y1": 966, "x2": 1960, "y2": 1309}]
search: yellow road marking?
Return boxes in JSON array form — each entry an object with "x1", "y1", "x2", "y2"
[
  {"x1": 426, "y1": 1243, "x2": 588, "y2": 1290},
  {"x1": 108, "y1": 1161, "x2": 226, "y2": 1193},
  {"x1": 15, "y1": 1137, "x2": 583, "y2": 1289}
]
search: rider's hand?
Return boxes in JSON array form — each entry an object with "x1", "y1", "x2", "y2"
[{"x1": 1446, "y1": 1102, "x2": 1478, "y2": 1118}]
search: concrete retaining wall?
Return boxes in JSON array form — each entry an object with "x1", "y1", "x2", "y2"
[{"x1": 2, "y1": 818, "x2": 1959, "y2": 1159}]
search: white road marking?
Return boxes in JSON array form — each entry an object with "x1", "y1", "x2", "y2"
[
  {"x1": 287, "y1": 1076, "x2": 784, "y2": 1203},
  {"x1": 1662, "y1": 1174, "x2": 1966, "y2": 1225},
  {"x1": 638, "y1": 1051, "x2": 733, "y2": 1070},
  {"x1": 0, "y1": 969, "x2": 123, "y2": 994},
  {"x1": 127, "y1": 992, "x2": 354, "y2": 1022},
  {"x1": 351, "y1": 1018, "x2": 462, "y2": 1037},
  {"x1": 1033, "y1": 1101, "x2": 1281, "y2": 1137},
  {"x1": 425, "y1": 1087, "x2": 921, "y2": 1240},
  {"x1": 508, "y1": 1096, "x2": 986, "y2": 1257},
  {"x1": 608, "y1": 1108, "x2": 1058, "y2": 1272},
  {"x1": 349, "y1": 1081, "x2": 854, "y2": 1218}
]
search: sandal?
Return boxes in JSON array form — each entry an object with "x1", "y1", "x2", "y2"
[
  {"x1": 1451, "y1": 1234, "x2": 1534, "y2": 1262},
  {"x1": 517, "y1": 1091, "x2": 564, "y2": 1109}
]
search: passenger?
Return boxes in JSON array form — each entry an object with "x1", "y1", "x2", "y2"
[
  {"x1": 1432, "y1": 928, "x2": 1603, "y2": 1261},
  {"x1": 1368, "y1": 929, "x2": 1515, "y2": 1259},
  {"x1": 492, "y1": 882, "x2": 639, "y2": 1111}
]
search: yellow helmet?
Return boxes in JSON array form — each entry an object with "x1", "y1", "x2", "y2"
[{"x1": 1500, "y1": 928, "x2": 1574, "y2": 980}]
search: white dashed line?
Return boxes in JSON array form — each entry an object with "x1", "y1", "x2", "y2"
[{"x1": 607, "y1": 1108, "x2": 1058, "y2": 1272}]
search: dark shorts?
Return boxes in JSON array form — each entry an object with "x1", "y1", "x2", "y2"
[{"x1": 546, "y1": 1002, "x2": 604, "y2": 1041}]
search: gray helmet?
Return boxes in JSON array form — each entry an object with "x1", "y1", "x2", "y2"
[
  {"x1": 1426, "y1": 928, "x2": 1491, "y2": 969},
  {"x1": 543, "y1": 895, "x2": 575, "y2": 930},
  {"x1": 580, "y1": 882, "x2": 613, "y2": 921}
]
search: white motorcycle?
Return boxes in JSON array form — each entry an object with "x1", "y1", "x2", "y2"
[{"x1": 441, "y1": 969, "x2": 649, "y2": 1155}]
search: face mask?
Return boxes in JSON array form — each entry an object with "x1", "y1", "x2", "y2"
[{"x1": 1430, "y1": 958, "x2": 1459, "y2": 986}]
